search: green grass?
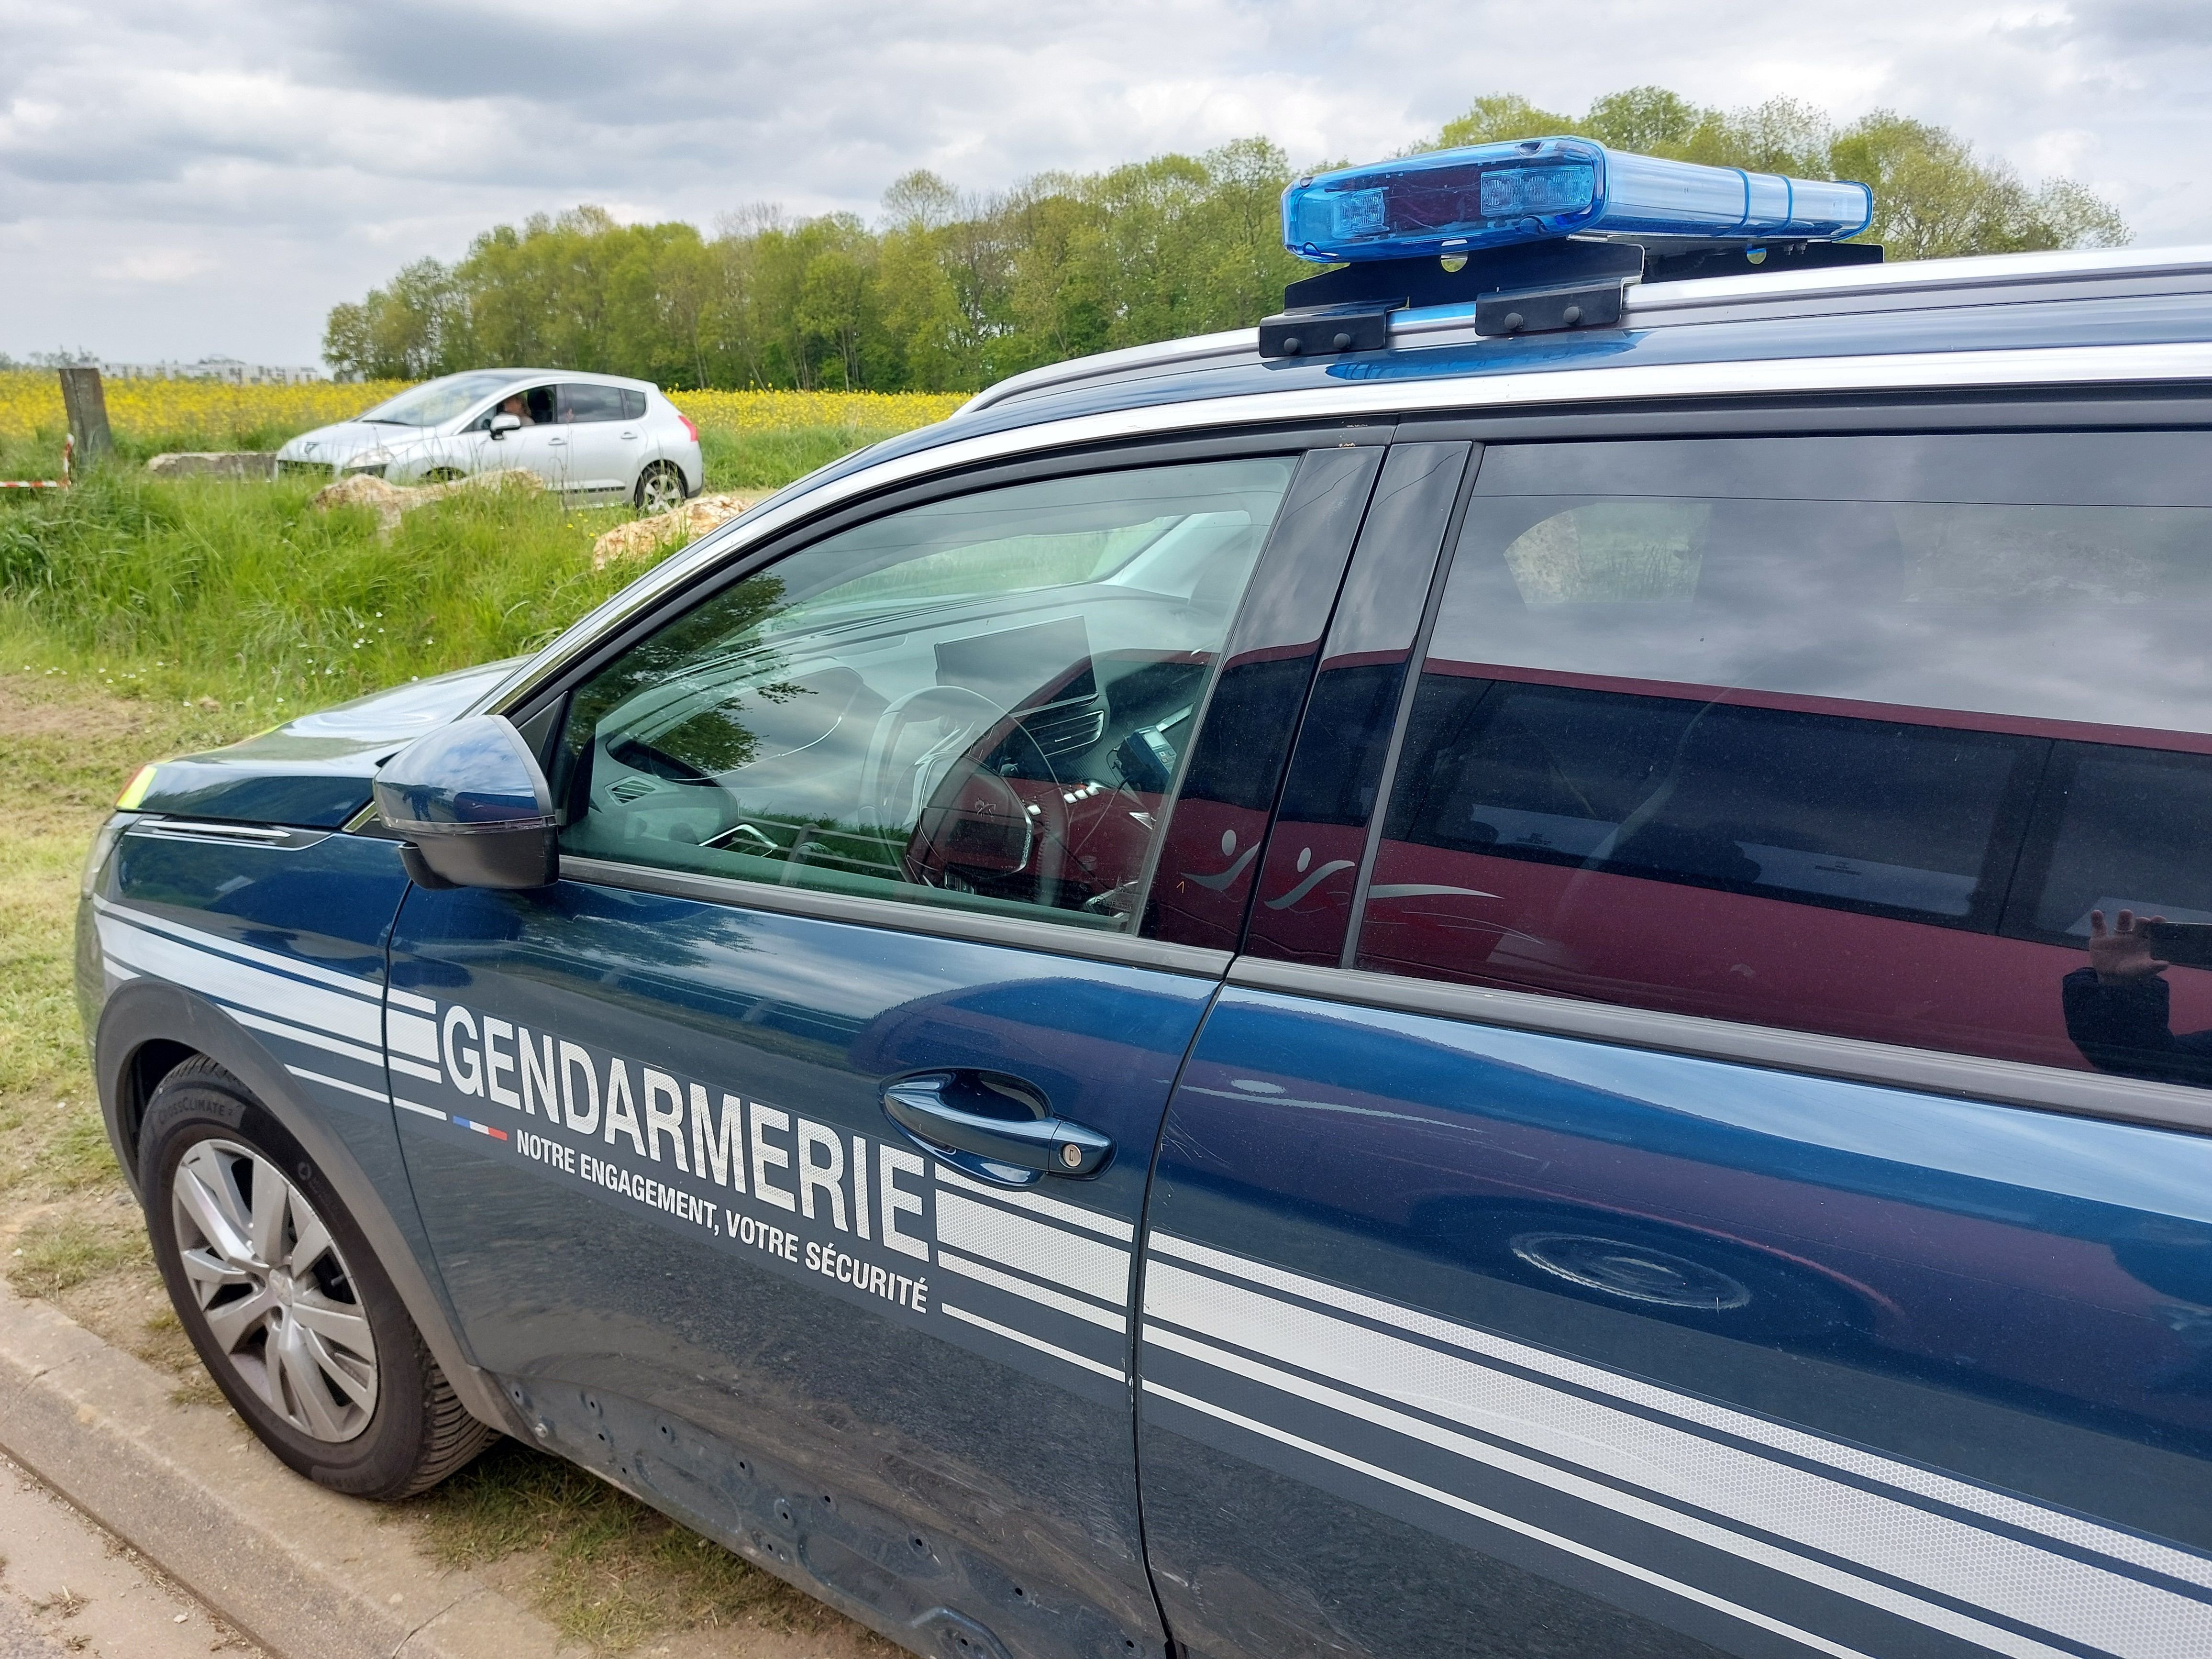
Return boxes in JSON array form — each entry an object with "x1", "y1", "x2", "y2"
[
  {"x1": 0, "y1": 423, "x2": 292, "y2": 482},
  {"x1": 6, "y1": 1211, "x2": 151, "y2": 1297},
  {"x1": 0, "y1": 422, "x2": 893, "y2": 721},
  {"x1": 698, "y1": 423, "x2": 903, "y2": 492},
  {"x1": 0, "y1": 473, "x2": 638, "y2": 719},
  {"x1": 409, "y1": 1439, "x2": 853, "y2": 1651},
  {"x1": 2, "y1": 420, "x2": 892, "y2": 498}
]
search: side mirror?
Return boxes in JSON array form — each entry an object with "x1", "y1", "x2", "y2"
[
  {"x1": 488, "y1": 411, "x2": 522, "y2": 439},
  {"x1": 373, "y1": 715, "x2": 558, "y2": 890}
]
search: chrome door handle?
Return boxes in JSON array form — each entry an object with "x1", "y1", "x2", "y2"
[{"x1": 882, "y1": 1071, "x2": 1112, "y2": 1187}]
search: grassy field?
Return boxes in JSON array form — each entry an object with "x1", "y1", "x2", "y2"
[
  {"x1": 0, "y1": 370, "x2": 962, "y2": 493},
  {"x1": 0, "y1": 384, "x2": 942, "y2": 1652}
]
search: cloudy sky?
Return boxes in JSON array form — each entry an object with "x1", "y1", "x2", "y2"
[{"x1": 3, "y1": 0, "x2": 2208, "y2": 365}]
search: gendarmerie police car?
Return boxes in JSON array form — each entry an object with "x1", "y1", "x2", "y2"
[{"x1": 79, "y1": 137, "x2": 2212, "y2": 1659}]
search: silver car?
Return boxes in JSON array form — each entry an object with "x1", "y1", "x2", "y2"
[{"x1": 277, "y1": 368, "x2": 703, "y2": 511}]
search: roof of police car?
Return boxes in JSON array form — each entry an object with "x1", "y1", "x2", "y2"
[{"x1": 796, "y1": 243, "x2": 2212, "y2": 497}]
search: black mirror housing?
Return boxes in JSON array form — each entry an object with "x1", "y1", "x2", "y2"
[{"x1": 373, "y1": 715, "x2": 558, "y2": 890}]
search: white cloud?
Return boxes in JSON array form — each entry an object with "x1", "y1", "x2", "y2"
[
  {"x1": 2, "y1": 0, "x2": 2207, "y2": 363},
  {"x1": 93, "y1": 247, "x2": 219, "y2": 285}
]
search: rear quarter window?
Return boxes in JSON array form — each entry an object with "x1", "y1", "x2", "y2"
[{"x1": 1360, "y1": 427, "x2": 2212, "y2": 1085}]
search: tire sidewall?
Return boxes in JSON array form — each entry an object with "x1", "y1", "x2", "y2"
[{"x1": 141, "y1": 1066, "x2": 433, "y2": 1497}]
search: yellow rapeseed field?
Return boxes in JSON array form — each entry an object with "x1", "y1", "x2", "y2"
[
  {"x1": 668, "y1": 388, "x2": 965, "y2": 432},
  {"x1": 0, "y1": 371, "x2": 963, "y2": 446},
  {"x1": 0, "y1": 371, "x2": 410, "y2": 444}
]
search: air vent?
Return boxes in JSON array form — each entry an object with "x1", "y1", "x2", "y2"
[
  {"x1": 608, "y1": 775, "x2": 664, "y2": 803},
  {"x1": 1022, "y1": 704, "x2": 1107, "y2": 758}
]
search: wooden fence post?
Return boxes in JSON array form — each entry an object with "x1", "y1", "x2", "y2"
[{"x1": 58, "y1": 366, "x2": 114, "y2": 466}]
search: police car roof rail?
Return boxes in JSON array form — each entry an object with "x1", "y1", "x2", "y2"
[
  {"x1": 1257, "y1": 235, "x2": 1881, "y2": 359},
  {"x1": 954, "y1": 243, "x2": 2212, "y2": 417}
]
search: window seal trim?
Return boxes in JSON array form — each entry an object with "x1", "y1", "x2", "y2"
[
  {"x1": 1226, "y1": 954, "x2": 2212, "y2": 1138},
  {"x1": 560, "y1": 853, "x2": 1235, "y2": 980}
]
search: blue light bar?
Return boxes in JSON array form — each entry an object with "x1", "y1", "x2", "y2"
[{"x1": 1282, "y1": 137, "x2": 1874, "y2": 263}]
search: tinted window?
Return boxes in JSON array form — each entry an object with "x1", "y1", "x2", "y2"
[
  {"x1": 1360, "y1": 428, "x2": 2212, "y2": 1080},
  {"x1": 2014, "y1": 743, "x2": 2212, "y2": 943},
  {"x1": 621, "y1": 388, "x2": 647, "y2": 420},
  {"x1": 1437, "y1": 433, "x2": 2212, "y2": 734},
  {"x1": 1391, "y1": 681, "x2": 2037, "y2": 927},
  {"x1": 561, "y1": 383, "x2": 629, "y2": 422},
  {"x1": 559, "y1": 459, "x2": 1294, "y2": 931}
]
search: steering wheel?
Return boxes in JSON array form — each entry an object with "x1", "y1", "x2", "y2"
[{"x1": 859, "y1": 684, "x2": 1020, "y2": 831}]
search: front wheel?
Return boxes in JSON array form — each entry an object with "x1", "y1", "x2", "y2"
[
  {"x1": 141, "y1": 1057, "x2": 495, "y2": 1498},
  {"x1": 635, "y1": 460, "x2": 686, "y2": 514}
]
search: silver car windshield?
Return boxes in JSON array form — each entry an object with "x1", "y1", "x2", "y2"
[{"x1": 357, "y1": 370, "x2": 523, "y2": 427}]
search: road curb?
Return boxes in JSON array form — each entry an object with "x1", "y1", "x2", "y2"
[{"x1": 0, "y1": 1277, "x2": 566, "y2": 1659}]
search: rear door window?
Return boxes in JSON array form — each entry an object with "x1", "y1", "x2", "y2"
[
  {"x1": 1359, "y1": 429, "x2": 2212, "y2": 1078},
  {"x1": 560, "y1": 383, "x2": 630, "y2": 422}
]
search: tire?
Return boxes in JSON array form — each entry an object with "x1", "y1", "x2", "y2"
[
  {"x1": 140, "y1": 1057, "x2": 495, "y2": 1499},
  {"x1": 635, "y1": 460, "x2": 686, "y2": 514}
]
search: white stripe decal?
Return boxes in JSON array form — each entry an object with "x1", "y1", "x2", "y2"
[
  {"x1": 933, "y1": 1163, "x2": 1136, "y2": 1241},
  {"x1": 1142, "y1": 1378, "x2": 1879, "y2": 1659},
  {"x1": 100, "y1": 920, "x2": 382, "y2": 1048},
  {"x1": 226, "y1": 1008, "x2": 385, "y2": 1070},
  {"x1": 387, "y1": 1009, "x2": 441, "y2": 1064},
  {"x1": 387, "y1": 987, "x2": 438, "y2": 1013},
  {"x1": 1150, "y1": 1232, "x2": 2212, "y2": 1591},
  {"x1": 94, "y1": 900, "x2": 381, "y2": 1000},
  {"x1": 936, "y1": 1190, "x2": 1129, "y2": 1304},
  {"x1": 389, "y1": 1055, "x2": 442, "y2": 1084},
  {"x1": 1147, "y1": 1318, "x2": 2084, "y2": 1659},
  {"x1": 942, "y1": 1303, "x2": 1124, "y2": 1381},
  {"x1": 1146, "y1": 1261, "x2": 2212, "y2": 1659},
  {"x1": 394, "y1": 1098, "x2": 446, "y2": 1121},
  {"x1": 937, "y1": 1248, "x2": 1127, "y2": 1331},
  {"x1": 285, "y1": 1066, "x2": 389, "y2": 1106}
]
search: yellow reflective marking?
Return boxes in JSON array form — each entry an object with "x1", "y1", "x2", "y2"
[{"x1": 115, "y1": 764, "x2": 157, "y2": 810}]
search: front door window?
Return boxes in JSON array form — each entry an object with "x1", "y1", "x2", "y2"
[{"x1": 557, "y1": 458, "x2": 1297, "y2": 929}]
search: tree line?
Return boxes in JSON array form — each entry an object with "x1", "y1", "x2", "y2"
[{"x1": 323, "y1": 87, "x2": 2129, "y2": 393}]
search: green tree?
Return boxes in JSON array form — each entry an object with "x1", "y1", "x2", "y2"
[
  {"x1": 321, "y1": 257, "x2": 462, "y2": 379},
  {"x1": 324, "y1": 89, "x2": 2131, "y2": 393},
  {"x1": 1424, "y1": 87, "x2": 2128, "y2": 260}
]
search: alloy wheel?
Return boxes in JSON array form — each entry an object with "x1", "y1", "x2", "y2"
[
  {"x1": 170, "y1": 1139, "x2": 379, "y2": 1441},
  {"x1": 638, "y1": 464, "x2": 685, "y2": 515}
]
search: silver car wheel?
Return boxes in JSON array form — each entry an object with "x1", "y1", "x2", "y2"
[
  {"x1": 171, "y1": 1139, "x2": 379, "y2": 1441},
  {"x1": 637, "y1": 463, "x2": 685, "y2": 515}
]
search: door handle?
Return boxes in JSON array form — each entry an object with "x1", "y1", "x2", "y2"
[
  {"x1": 882, "y1": 1071, "x2": 1112, "y2": 1187},
  {"x1": 547, "y1": 436, "x2": 567, "y2": 445},
  {"x1": 619, "y1": 430, "x2": 640, "y2": 439}
]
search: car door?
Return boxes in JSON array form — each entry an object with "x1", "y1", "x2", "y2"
[
  {"x1": 1134, "y1": 417, "x2": 2212, "y2": 1659},
  {"x1": 382, "y1": 435, "x2": 1385, "y2": 1658},
  {"x1": 558, "y1": 382, "x2": 642, "y2": 496},
  {"x1": 461, "y1": 383, "x2": 571, "y2": 488}
]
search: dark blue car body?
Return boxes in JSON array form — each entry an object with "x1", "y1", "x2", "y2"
[{"x1": 82, "y1": 245, "x2": 2212, "y2": 1659}]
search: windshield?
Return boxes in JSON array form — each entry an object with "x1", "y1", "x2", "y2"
[{"x1": 356, "y1": 371, "x2": 523, "y2": 428}]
